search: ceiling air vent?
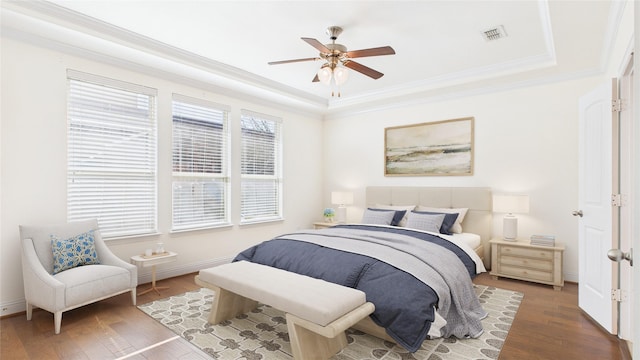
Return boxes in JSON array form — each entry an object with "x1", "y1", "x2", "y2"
[{"x1": 482, "y1": 25, "x2": 507, "y2": 41}]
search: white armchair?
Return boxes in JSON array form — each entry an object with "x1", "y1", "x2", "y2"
[{"x1": 20, "y1": 219, "x2": 137, "y2": 334}]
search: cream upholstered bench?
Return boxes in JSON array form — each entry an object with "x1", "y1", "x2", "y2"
[{"x1": 195, "y1": 261, "x2": 375, "y2": 360}]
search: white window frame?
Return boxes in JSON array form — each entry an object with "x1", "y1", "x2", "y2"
[
  {"x1": 66, "y1": 70, "x2": 158, "y2": 238},
  {"x1": 240, "y1": 110, "x2": 283, "y2": 224},
  {"x1": 171, "y1": 94, "x2": 230, "y2": 231}
]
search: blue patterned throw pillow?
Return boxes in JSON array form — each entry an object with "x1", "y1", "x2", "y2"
[{"x1": 51, "y1": 230, "x2": 100, "y2": 274}]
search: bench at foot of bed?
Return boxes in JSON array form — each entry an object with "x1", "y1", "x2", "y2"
[{"x1": 195, "y1": 261, "x2": 375, "y2": 360}]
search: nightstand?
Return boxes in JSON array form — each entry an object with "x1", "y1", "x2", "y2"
[
  {"x1": 313, "y1": 221, "x2": 338, "y2": 229},
  {"x1": 490, "y1": 238, "x2": 564, "y2": 290}
]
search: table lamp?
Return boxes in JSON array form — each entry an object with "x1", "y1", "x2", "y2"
[
  {"x1": 493, "y1": 194, "x2": 529, "y2": 241},
  {"x1": 331, "y1": 191, "x2": 354, "y2": 224}
]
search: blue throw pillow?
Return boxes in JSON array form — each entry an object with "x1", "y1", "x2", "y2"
[
  {"x1": 412, "y1": 211, "x2": 459, "y2": 235},
  {"x1": 51, "y1": 230, "x2": 100, "y2": 274},
  {"x1": 366, "y1": 208, "x2": 406, "y2": 226}
]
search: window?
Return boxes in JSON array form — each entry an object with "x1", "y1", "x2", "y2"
[
  {"x1": 240, "y1": 110, "x2": 283, "y2": 223},
  {"x1": 67, "y1": 70, "x2": 157, "y2": 238},
  {"x1": 172, "y1": 95, "x2": 230, "y2": 230}
]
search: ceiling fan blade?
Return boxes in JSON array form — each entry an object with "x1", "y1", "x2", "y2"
[
  {"x1": 268, "y1": 57, "x2": 319, "y2": 65},
  {"x1": 343, "y1": 60, "x2": 384, "y2": 79},
  {"x1": 312, "y1": 74, "x2": 319, "y2": 82},
  {"x1": 301, "y1": 37, "x2": 331, "y2": 53},
  {"x1": 346, "y1": 46, "x2": 395, "y2": 59}
]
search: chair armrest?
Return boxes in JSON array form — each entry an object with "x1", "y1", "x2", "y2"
[
  {"x1": 94, "y1": 239, "x2": 137, "y2": 287},
  {"x1": 21, "y1": 238, "x2": 65, "y2": 311}
]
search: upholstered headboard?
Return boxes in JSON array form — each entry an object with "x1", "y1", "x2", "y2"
[{"x1": 366, "y1": 186, "x2": 492, "y2": 267}]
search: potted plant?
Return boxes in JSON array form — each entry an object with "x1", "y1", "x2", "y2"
[{"x1": 323, "y1": 208, "x2": 336, "y2": 222}]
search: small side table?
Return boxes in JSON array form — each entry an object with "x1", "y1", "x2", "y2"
[{"x1": 131, "y1": 251, "x2": 177, "y2": 296}]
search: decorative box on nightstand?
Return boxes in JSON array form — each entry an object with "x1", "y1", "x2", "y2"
[
  {"x1": 490, "y1": 238, "x2": 564, "y2": 290},
  {"x1": 313, "y1": 221, "x2": 339, "y2": 229}
]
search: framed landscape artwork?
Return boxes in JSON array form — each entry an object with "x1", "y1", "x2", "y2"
[{"x1": 385, "y1": 117, "x2": 474, "y2": 176}]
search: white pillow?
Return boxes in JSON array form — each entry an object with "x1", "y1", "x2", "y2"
[
  {"x1": 415, "y1": 206, "x2": 468, "y2": 234},
  {"x1": 361, "y1": 209, "x2": 395, "y2": 225},
  {"x1": 373, "y1": 204, "x2": 416, "y2": 227},
  {"x1": 405, "y1": 212, "x2": 446, "y2": 233}
]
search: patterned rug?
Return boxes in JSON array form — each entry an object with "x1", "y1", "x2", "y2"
[{"x1": 138, "y1": 285, "x2": 522, "y2": 359}]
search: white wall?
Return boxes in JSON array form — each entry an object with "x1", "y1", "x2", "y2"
[
  {"x1": 321, "y1": 78, "x2": 604, "y2": 283},
  {"x1": 0, "y1": 38, "x2": 324, "y2": 315}
]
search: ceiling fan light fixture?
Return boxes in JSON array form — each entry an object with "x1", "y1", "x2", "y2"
[
  {"x1": 317, "y1": 66, "x2": 333, "y2": 85},
  {"x1": 333, "y1": 66, "x2": 349, "y2": 86}
]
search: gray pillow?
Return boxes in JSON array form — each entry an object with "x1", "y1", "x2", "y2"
[
  {"x1": 361, "y1": 208, "x2": 395, "y2": 225},
  {"x1": 405, "y1": 212, "x2": 446, "y2": 233}
]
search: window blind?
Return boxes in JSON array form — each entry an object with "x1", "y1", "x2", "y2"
[
  {"x1": 67, "y1": 71, "x2": 157, "y2": 238},
  {"x1": 240, "y1": 110, "x2": 283, "y2": 223},
  {"x1": 172, "y1": 95, "x2": 230, "y2": 230}
]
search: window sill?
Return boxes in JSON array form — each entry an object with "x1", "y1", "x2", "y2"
[
  {"x1": 239, "y1": 217, "x2": 284, "y2": 226},
  {"x1": 170, "y1": 223, "x2": 233, "y2": 234}
]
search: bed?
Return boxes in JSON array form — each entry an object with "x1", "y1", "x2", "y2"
[
  {"x1": 365, "y1": 186, "x2": 492, "y2": 268},
  {"x1": 233, "y1": 186, "x2": 492, "y2": 353}
]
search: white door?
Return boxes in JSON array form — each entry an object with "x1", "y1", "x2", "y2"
[{"x1": 577, "y1": 81, "x2": 616, "y2": 334}]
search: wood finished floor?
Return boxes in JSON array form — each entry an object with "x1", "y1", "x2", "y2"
[{"x1": 0, "y1": 272, "x2": 628, "y2": 359}]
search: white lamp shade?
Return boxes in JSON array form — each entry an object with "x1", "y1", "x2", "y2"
[
  {"x1": 317, "y1": 66, "x2": 332, "y2": 85},
  {"x1": 333, "y1": 67, "x2": 349, "y2": 85},
  {"x1": 493, "y1": 194, "x2": 529, "y2": 214},
  {"x1": 331, "y1": 191, "x2": 354, "y2": 205}
]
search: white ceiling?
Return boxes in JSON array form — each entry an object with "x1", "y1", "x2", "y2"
[{"x1": 1, "y1": 1, "x2": 624, "y2": 115}]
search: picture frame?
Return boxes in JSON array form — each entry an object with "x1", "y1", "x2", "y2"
[{"x1": 385, "y1": 117, "x2": 474, "y2": 176}]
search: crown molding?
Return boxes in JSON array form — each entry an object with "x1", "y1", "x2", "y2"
[{"x1": 1, "y1": 1, "x2": 328, "y2": 115}]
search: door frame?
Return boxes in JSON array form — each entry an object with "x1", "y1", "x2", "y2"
[{"x1": 616, "y1": 51, "x2": 634, "y2": 342}]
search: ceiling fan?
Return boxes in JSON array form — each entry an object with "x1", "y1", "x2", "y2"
[{"x1": 268, "y1": 26, "x2": 395, "y2": 84}]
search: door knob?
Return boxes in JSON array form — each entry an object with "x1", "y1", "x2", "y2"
[
  {"x1": 572, "y1": 210, "x2": 583, "y2": 217},
  {"x1": 607, "y1": 248, "x2": 633, "y2": 266}
]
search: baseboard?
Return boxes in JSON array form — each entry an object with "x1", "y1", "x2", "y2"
[
  {"x1": 1, "y1": 299, "x2": 28, "y2": 318},
  {"x1": 564, "y1": 271, "x2": 578, "y2": 283},
  {"x1": 0, "y1": 256, "x2": 234, "y2": 318}
]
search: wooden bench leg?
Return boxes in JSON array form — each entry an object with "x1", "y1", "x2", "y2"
[
  {"x1": 286, "y1": 313, "x2": 347, "y2": 360},
  {"x1": 285, "y1": 303, "x2": 375, "y2": 360},
  {"x1": 208, "y1": 286, "x2": 258, "y2": 324}
]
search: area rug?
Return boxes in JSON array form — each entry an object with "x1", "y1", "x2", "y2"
[{"x1": 138, "y1": 285, "x2": 522, "y2": 359}]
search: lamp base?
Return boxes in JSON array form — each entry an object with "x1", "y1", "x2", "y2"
[
  {"x1": 336, "y1": 206, "x2": 347, "y2": 224},
  {"x1": 503, "y1": 215, "x2": 518, "y2": 241}
]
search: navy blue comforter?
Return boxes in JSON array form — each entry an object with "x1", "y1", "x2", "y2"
[{"x1": 233, "y1": 224, "x2": 480, "y2": 352}]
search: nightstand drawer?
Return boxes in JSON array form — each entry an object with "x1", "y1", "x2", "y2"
[
  {"x1": 500, "y1": 246, "x2": 553, "y2": 260},
  {"x1": 499, "y1": 264, "x2": 554, "y2": 282},
  {"x1": 500, "y1": 255, "x2": 553, "y2": 271}
]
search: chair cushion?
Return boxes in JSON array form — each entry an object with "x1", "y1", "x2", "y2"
[
  {"x1": 51, "y1": 230, "x2": 100, "y2": 274},
  {"x1": 20, "y1": 219, "x2": 99, "y2": 274},
  {"x1": 54, "y1": 264, "x2": 131, "y2": 307}
]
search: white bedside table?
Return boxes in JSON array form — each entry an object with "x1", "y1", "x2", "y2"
[{"x1": 131, "y1": 251, "x2": 177, "y2": 296}]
